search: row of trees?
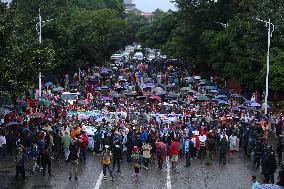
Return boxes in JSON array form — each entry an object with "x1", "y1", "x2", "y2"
[
  {"x1": 0, "y1": 0, "x2": 136, "y2": 101},
  {"x1": 137, "y1": 0, "x2": 284, "y2": 97}
]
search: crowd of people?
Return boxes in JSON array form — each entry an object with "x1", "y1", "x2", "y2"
[{"x1": 0, "y1": 53, "x2": 284, "y2": 188}]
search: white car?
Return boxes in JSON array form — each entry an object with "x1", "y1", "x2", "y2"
[{"x1": 61, "y1": 92, "x2": 80, "y2": 105}]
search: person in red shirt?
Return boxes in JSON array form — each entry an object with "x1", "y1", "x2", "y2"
[
  {"x1": 170, "y1": 138, "x2": 180, "y2": 168},
  {"x1": 79, "y1": 131, "x2": 89, "y2": 161}
]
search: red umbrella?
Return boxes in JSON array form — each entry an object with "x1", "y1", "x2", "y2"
[{"x1": 150, "y1": 96, "x2": 161, "y2": 101}]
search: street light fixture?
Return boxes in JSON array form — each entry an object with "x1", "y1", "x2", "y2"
[
  {"x1": 214, "y1": 21, "x2": 229, "y2": 28},
  {"x1": 36, "y1": 8, "x2": 54, "y2": 97},
  {"x1": 254, "y1": 17, "x2": 274, "y2": 115}
]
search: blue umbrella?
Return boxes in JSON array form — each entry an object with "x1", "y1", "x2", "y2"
[
  {"x1": 215, "y1": 95, "x2": 227, "y2": 99},
  {"x1": 44, "y1": 82, "x2": 54, "y2": 87},
  {"x1": 204, "y1": 86, "x2": 217, "y2": 90},
  {"x1": 249, "y1": 102, "x2": 261, "y2": 107},
  {"x1": 231, "y1": 107, "x2": 241, "y2": 111},
  {"x1": 244, "y1": 100, "x2": 253, "y2": 105},
  {"x1": 218, "y1": 100, "x2": 229, "y2": 105},
  {"x1": 52, "y1": 87, "x2": 64, "y2": 92}
]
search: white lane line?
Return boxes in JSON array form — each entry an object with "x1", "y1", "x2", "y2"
[
  {"x1": 166, "y1": 156, "x2": 171, "y2": 189},
  {"x1": 94, "y1": 170, "x2": 104, "y2": 189}
]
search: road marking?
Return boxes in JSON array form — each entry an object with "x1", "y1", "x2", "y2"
[
  {"x1": 166, "y1": 156, "x2": 171, "y2": 189},
  {"x1": 94, "y1": 170, "x2": 104, "y2": 189}
]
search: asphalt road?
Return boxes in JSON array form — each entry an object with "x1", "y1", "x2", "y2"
[{"x1": 0, "y1": 149, "x2": 268, "y2": 189}]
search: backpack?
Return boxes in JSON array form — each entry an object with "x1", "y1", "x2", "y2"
[
  {"x1": 157, "y1": 145, "x2": 164, "y2": 158},
  {"x1": 103, "y1": 151, "x2": 109, "y2": 161}
]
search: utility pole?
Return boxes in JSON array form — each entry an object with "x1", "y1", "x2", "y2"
[
  {"x1": 36, "y1": 8, "x2": 54, "y2": 97},
  {"x1": 255, "y1": 17, "x2": 274, "y2": 115}
]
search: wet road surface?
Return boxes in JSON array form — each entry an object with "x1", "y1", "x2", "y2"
[{"x1": 0, "y1": 151, "x2": 270, "y2": 189}]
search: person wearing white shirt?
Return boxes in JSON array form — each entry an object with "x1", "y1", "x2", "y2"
[
  {"x1": 199, "y1": 133, "x2": 207, "y2": 161},
  {"x1": 0, "y1": 132, "x2": 7, "y2": 160}
]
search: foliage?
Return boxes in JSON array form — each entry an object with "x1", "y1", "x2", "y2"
[{"x1": 0, "y1": 0, "x2": 127, "y2": 99}]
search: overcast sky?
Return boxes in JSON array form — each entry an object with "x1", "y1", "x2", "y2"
[
  {"x1": 133, "y1": 0, "x2": 176, "y2": 12},
  {"x1": 1, "y1": 0, "x2": 177, "y2": 12}
]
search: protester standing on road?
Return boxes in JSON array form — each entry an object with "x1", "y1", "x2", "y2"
[
  {"x1": 170, "y1": 138, "x2": 179, "y2": 168},
  {"x1": 112, "y1": 140, "x2": 123, "y2": 173},
  {"x1": 14, "y1": 145, "x2": 27, "y2": 183},
  {"x1": 183, "y1": 137, "x2": 193, "y2": 167},
  {"x1": 131, "y1": 146, "x2": 143, "y2": 181},
  {"x1": 79, "y1": 130, "x2": 88, "y2": 162},
  {"x1": 62, "y1": 131, "x2": 72, "y2": 161},
  {"x1": 31, "y1": 141, "x2": 39, "y2": 173},
  {"x1": 263, "y1": 151, "x2": 277, "y2": 184},
  {"x1": 101, "y1": 145, "x2": 114, "y2": 181},
  {"x1": 42, "y1": 145, "x2": 52, "y2": 177},
  {"x1": 142, "y1": 139, "x2": 152, "y2": 170},
  {"x1": 156, "y1": 139, "x2": 166, "y2": 169},
  {"x1": 0, "y1": 131, "x2": 6, "y2": 160},
  {"x1": 68, "y1": 138, "x2": 80, "y2": 181},
  {"x1": 219, "y1": 136, "x2": 228, "y2": 165}
]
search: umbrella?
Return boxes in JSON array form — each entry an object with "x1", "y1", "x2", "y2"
[
  {"x1": 249, "y1": 102, "x2": 261, "y2": 107},
  {"x1": 244, "y1": 100, "x2": 253, "y2": 105},
  {"x1": 153, "y1": 87, "x2": 164, "y2": 93},
  {"x1": 238, "y1": 105, "x2": 247, "y2": 109},
  {"x1": 39, "y1": 98, "x2": 50, "y2": 107},
  {"x1": 44, "y1": 82, "x2": 54, "y2": 87},
  {"x1": 215, "y1": 95, "x2": 227, "y2": 99},
  {"x1": 204, "y1": 86, "x2": 217, "y2": 90},
  {"x1": 136, "y1": 96, "x2": 147, "y2": 100},
  {"x1": 180, "y1": 87, "x2": 191, "y2": 91},
  {"x1": 197, "y1": 95, "x2": 209, "y2": 101},
  {"x1": 52, "y1": 87, "x2": 64, "y2": 92},
  {"x1": 5, "y1": 122, "x2": 22, "y2": 131},
  {"x1": 145, "y1": 83, "x2": 155, "y2": 88},
  {"x1": 101, "y1": 86, "x2": 110, "y2": 90},
  {"x1": 197, "y1": 81, "x2": 207, "y2": 86},
  {"x1": 30, "y1": 112, "x2": 45, "y2": 119},
  {"x1": 0, "y1": 107, "x2": 11, "y2": 117},
  {"x1": 168, "y1": 92, "x2": 179, "y2": 98},
  {"x1": 231, "y1": 107, "x2": 241, "y2": 111},
  {"x1": 150, "y1": 96, "x2": 161, "y2": 101},
  {"x1": 218, "y1": 100, "x2": 229, "y2": 105},
  {"x1": 184, "y1": 77, "x2": 195, "y2": 82},
  {"x1": 100, "y1": 97, "x2": 112, "y2": 101},
  {"x1": 194, "y1": 76, "x2": 201, "y2": 80},
  {"x1": 210, "y1": 89, "x2": 219, "y2": 93}
]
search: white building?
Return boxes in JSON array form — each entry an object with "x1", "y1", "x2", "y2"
[{"x1": 124, "y1": 0, "x2": 136, "y2": 11}]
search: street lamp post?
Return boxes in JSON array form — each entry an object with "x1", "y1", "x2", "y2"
[
  {"x1": 36, "y1": 8, "x2": 54, "y2": 97},
  {"x1": 255, "y1": 17, "x2": 274, "y2": 115}
]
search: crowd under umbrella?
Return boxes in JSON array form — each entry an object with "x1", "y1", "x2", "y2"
[
  {"x1": 30, "y1": 112, "x2": 45, "y2": 119},
  {"x1": 44, "y1": 82, "x2": 54, "y2": 87},
  {"x1": 136, "y1": 96, "x2": 147, "y2": 100},
  {"x1": 38, "y1": 98, "x2": 50, "y2": 107},
  {"x1": 215, "y1": 95, "x2": 227, "y2": 99},
  {"x1": 196, "y1": 95, "x2": 210, "y2": 101},
  {"x1": 52, "y1": 87, "x2": 64, "y2": 92},
  {"x1": 153, "y1": 86, "x2": 164, "y2": 93},
  {"x1": 203, "y1": 85, "x2": 217, "y2": 90},
  {"x1": 100, "y1": 97, "x2": 113, "y2": 101},
  {"x1": 149, "y1": 96, "x2": 161, "y2": 101},
  {"x1": 249, "y1": 102, "x2": 261, "y2": 107},
  {"x1": 218, "y1": 100, "x2": 229, "y2": 106},
  {"x1": 180, "y1": 87, "x2": 191, "y2": 92},
  {"x1": 231, "y1": 107, "x2": 241, "y2": 111},
  {"x1": 5, "y1": 122, "x2": 22, "y2": 131}
]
